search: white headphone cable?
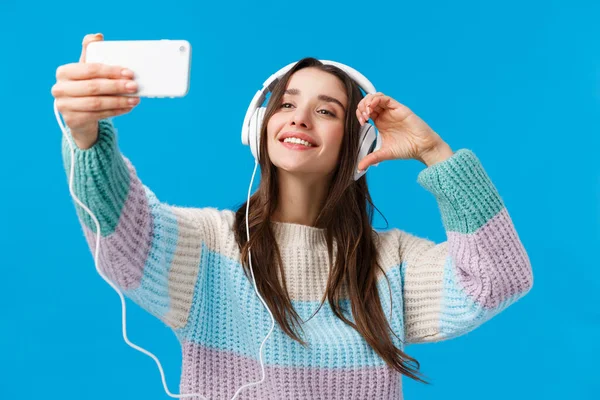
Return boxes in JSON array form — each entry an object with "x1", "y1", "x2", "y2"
[{"x1": 55, "y1": 99, "x2": 275, "y2": 399}]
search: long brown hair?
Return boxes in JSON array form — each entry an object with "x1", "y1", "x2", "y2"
[{"x1": 233, "y1": 57, "x2": 426, "y2": 382}]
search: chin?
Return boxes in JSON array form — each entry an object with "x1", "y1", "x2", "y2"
[
  {"x1": 268, "y1": 150, "x2": 335, "y2": 177},
  {"x1": 274, "y1": 162, "x2": 315, "y2": 175}
]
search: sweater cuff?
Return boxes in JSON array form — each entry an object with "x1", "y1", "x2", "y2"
[
  {"x1": 416, "y1": 149, "x2": 504, "y2": 234},
  {"x1": 61, "y1": 119, "x2": 132, "y2": 236}
]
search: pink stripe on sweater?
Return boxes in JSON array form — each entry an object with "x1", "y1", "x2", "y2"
[
  {"x1": 82, "y1": 161, "x2": 153, "y2": 291},
  {"x1": 179, "y1": 341, "x2": 402, "y2": 400},
  {"x1": 448, "y1": 207, "x2": 533, "y2": 309}
]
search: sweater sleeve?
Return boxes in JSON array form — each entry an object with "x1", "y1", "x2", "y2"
[
  {"x1": 61, "y1": 119, "x2": 221, "y2": 331},
  {"x1": 398, "y1": 149, "x2": 533, "y2": 344}
]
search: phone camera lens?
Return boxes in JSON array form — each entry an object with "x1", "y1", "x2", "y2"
[{"x1": 179, "y1": 46, "x2": 186, "y2": 52}]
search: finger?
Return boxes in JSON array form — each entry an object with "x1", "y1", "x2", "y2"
[
  {"x1": 356, "y1": 94, "x2": 368, "y2": 116},
  {"x1": 359, "y1": 106, "x2": 381, "y2": 124},
  {"x1": 367, "y1": 102, "x2": 383, "y2": 121},
  {"x1": 359, "y1": 93, "x2": 374, "y2": 114},
  {"x1": 56, "y1": 95, "x2": 140, "y2": 112},
  {"x1": 56, "y1": 62, "x2": 133, "y2": 81},
  {"x1": 368, "y1": 93, "x2": 405, "y2": 112},
  {"x1": 357, "y1": 149, "x2": 390, "y2": 171},
  {"x1": 362, "y1": 93, "x2": 389, "y2": 122},
  {"x1": 52, "y1": 78, "x2": 138, "y2": 97},
  {"x1": 359, "y1": 92, "x2": 392, "y2": 123},
  {"x1": 356, "y1": 103, "x2": 370, "y2": 125},
  {"x1": 357, "y1": 94, "x2": 375, "y2": 125},
  {"x1": 356, "y1": 108, "x2": 365, "y2": 125},
  {"x1": 80, "y1": 33, "x2": 104, "y2": 63},
  {"x1": 360, "y1": 94, "x2": 386, "y2": 123},
  {"x1": 367, "y1": 93, "x2": 388, "y2": 112},
  {"x1": 367, "y1": 109, "x2": 381, "y2": 121}
]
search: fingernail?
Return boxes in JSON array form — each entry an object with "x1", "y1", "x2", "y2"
[
  {"x1": 125, "y1": 81, "x2": 137, "y2": 91},
  {"x1": 127, "y1": 97, "x2": 140, "y2": 105},
  {"x1": 121, "y1": 69, "x2": 134, "y2": 77}
]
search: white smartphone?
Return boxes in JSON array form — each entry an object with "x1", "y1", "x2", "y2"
[{"x1": 85, "y1": 40, "x2": 192, "y2": 98}]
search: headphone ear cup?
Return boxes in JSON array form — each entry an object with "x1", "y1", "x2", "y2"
[
  {"x1": 354, "y1": 123, "x2": 378, "y2": 181},
  {"x1": 248, "y1": 107, "x2": 267, "y2": 161}
]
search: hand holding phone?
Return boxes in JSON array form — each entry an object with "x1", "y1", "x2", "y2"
[{"x1": 51, "y1": 33, "x2": 140, "y2": 149}]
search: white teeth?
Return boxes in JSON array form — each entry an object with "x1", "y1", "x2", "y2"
[{"x1": 283, "y1": 137, "x2": 313, "y2": 147}]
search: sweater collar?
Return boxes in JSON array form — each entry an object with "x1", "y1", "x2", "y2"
[{"x1": 270, "y1": 220, "x2": 328, "y2": 249}]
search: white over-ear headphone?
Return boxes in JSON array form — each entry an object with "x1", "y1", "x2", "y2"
[{"x1": 241, "y1": 60, "x2": 382, "y2": 180}]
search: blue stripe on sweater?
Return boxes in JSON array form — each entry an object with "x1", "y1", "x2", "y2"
[
  {"x1": 176, "y1": 245, "x2": 407, "y2": 368},
  {"x1": 127, "y1": 188, "x2": 178, "y2": 320}
]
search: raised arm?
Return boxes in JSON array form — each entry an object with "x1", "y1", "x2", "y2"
[
  {"x1": 55, "y1": 34, "x2": 222, "y2": 331},
  {"x1": 399, "y1": 149, "x2": 533, "y2": 344},
  {"x1": 61, "y1": 119, "x2": 225, "y2": 330}
]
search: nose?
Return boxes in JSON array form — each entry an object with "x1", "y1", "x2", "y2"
[{"x1": 290, "y1": 107, "x2": 311, "y2": 129}]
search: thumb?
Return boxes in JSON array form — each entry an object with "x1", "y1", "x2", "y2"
[
  {"x1": 357, "y1": 149, "x2": 388, "y2": 172},
  {"x1": 79, "y1": 33, "x2": 104, "y2": 63}
]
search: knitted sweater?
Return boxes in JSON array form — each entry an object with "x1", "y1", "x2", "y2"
[{"x1": 61, "y1": 119, "x2": 533, "y2": 400}]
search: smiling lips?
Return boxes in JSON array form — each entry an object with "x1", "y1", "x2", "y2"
[
  {"x1": 278, "y1": 131, "x2": 318, "y2": 150},
  {"x1": 279, "y1": 131, "x2": 317, "y2": 145}
]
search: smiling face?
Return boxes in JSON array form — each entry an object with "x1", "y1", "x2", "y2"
[{"x1": 266, "y1": 67, "x2": 348, "y2": 179}]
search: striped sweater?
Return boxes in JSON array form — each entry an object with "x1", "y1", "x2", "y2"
[{"x1": 61, "y1": 119, "x2": 533, "y2": 399}]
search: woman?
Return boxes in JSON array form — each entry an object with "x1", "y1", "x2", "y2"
[{"x1": 53, "y1": 33, "x2": 533, "y2": 399}]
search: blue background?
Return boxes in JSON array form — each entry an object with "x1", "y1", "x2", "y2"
[{"x1": 0, "y1": 0, "x2": 598, "y2": 399}]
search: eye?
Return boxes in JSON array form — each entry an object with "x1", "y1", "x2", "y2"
[
  {"x1": 280, "y1": 102, "x2": 336, "y2": 117},
  {"x1": 318, "y1": 109, "x2": 336, "y2": 117}
]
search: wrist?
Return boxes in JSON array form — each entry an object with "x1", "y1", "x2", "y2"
[
  {"x1": 70, "y1": 121, "x2": 100, "y2": 150},
  {"x1": 419, "y1": 142, "x2": 454, "y2": 167}
]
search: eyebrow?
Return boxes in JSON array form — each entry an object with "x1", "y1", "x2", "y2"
[{"x1": 284, "y1": 88, "x2": 346, "y2": 112}]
